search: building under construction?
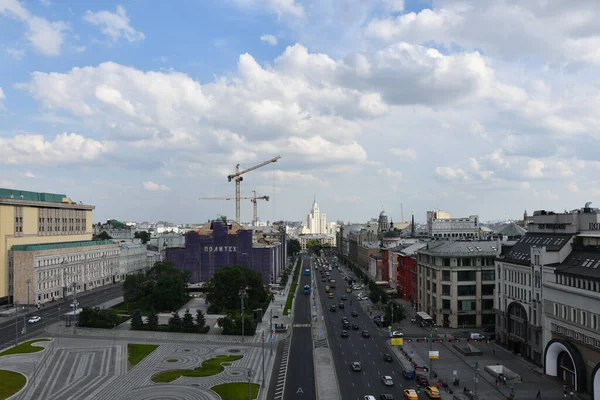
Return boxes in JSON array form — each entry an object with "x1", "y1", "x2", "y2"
[{"x1": 165, "y1": 219, "x2": 287, "y2": 285}]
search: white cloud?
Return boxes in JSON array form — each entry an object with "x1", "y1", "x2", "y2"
[
  {"x1": 24, "y1": 171, "x2": 35, "y2": 178},
  {"x1": 378, "y1": 168, "x2": 403, "y2": 179},
  {"x1": 0, "y1": 132, "x2": 108, "y2": 165},
  {"x1": 435, "y1": 166, "x2": 470, "y2": 182},
  {"x1": 84, "y1": 5, "x2": 145, "y2": 42},
  {"x1": 75, "y1": 46, "x2": 86, "y2": 53},
  {"x1": 143, "y1": 181, "x2": 170, "y2": 191},
  {"x1": 260, "y1": 34, "x2": 278, "y2": 45},
  {"x1": 390, "y1": 147, "x2": 416, "y2": 160},
  {"x1": 365, "y1": 0, "x2": 600, "y2": 65},
  {"x1": 265, "y1": 170, "x2": 329, "y2": 188},
  {"x1": 6, "y1": 47, "x2": 25, "y2": 59},
  {"x1": 381, "y1": 0, "x2": 404, "y2": 12},
  {"x1": 0, "y1": 0, "x2": 68, "y2": 56},
  {"x1": 0, "y1": 179, "x2": 15, "y2": 188}
]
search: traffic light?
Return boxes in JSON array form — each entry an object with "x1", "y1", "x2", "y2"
[{"x1": 417, "y1": 388, "x2": 420, "y2": 395}]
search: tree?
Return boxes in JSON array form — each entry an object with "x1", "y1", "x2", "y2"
[
  {"x1": 384, "y1": 302, "x2": 406, "y2": 326},
  {"x1": 168, "y1": 311, "x2": 182, "y2": 331},
  {"x1": 369, "y1": 289, "x2": 381, "y2": 304},
  {"x1": 131, "y1": 309, "x2": 144, "y2": 330},
  {"x1": 123, "y1": 272, "x2": 146, "y2": 304},
  {"x1": 182, "y1": 308, "x2": 195, "y2": 332},
  {"x1": 217, "y1": 313, "x2": 256, "y2": 336},
  {"x1": 287, "y1": 239, "x2": 301, "y2": 256},
  {"x1": 205, "y1": 265, "x2": 269, "y2": 313},
  {"x1": 147, "y1": 309, "x2": 159, "y2": 331},
  {"x1": 195, "y1": 309, "x2": 206, "y2": 329},
  {"x1": 134, "y1": 230, "x2": 151, "y2": 244},
  {"x1": 96, "y1": 231, "x2": 112, "y2": 240}
]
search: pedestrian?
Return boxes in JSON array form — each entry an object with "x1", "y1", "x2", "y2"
[
  {"x1": 570, "y1": 391, "x2": 574, "y2": 399},
  {"x1": 493, "y1": 348, "x2": 496, "y2": 356},
  {"x1": 537, "y1": 389, "x2": 541, "y2": 399},
  {"x1": 563, "y1": 389, "x2": 567, "y2": 398},
  {"x1": 495, "y1": 379, "x2": 498, "y2": 388}
]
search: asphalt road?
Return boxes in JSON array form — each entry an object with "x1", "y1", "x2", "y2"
[
  {"x1": 283, "y1": 254, "x2": 316, "y2": 400},
  {"x1": 0, "y1": 283, "x2": 124, "y2": 350},
  {"x1": 319, "y1": 256, "x2": 433, "y2": 400}
]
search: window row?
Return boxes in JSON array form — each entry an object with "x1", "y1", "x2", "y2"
[
  {"x1": 553, "y1": 303, "x2": 599, "y2": 330},
  {"x1": 556, "y1": 274, "x2": 600, "y2": 293}
]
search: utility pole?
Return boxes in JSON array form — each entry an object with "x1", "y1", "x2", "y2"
[
  {"x1": 26, "y1": 279, "x2": 31, "y2": 308},
  {"x1": 57, "y1": 307, "x2": 61, "y2": 347},
  {"x1": 72, "y1": 282, "x2": 78, "y2": 335},
  {"x1": 429, "y1": 333, "x2": 433, "y2": 379},
  {"x1": 15, "y1": 301, "x2": 19, "y2": 345},
  {"x1": 247, "y1": 368, "x2": 252, "y2": 400},
  {"x1": 474, "y1": 361, "x2": 479, "y2": 398}
]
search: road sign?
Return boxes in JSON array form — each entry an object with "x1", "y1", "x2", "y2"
[
  {"x1": 391, "y1": 338, "x2": 403, "y2": 346},
  {"x1": 319, "y1": 329, "x2": 323, "y2": 334},
  {"x1": 428, "y1": 351, "x2": 439, "y2": 360}
]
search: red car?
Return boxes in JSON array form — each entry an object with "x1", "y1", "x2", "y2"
[{"x1": 416, "y1": 375, "x2": 429, "y2": 386}]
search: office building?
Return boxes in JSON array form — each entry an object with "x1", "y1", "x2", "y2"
[
  {"x1": 118, "y1": 242, "x2": 148, "y2": 279},
  {"x1": 426, "y1": 209, "x2": 480, "y2": 239}
]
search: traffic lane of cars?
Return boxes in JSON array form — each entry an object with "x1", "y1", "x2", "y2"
[{"x1": 319, "y1": 269, "x2": 406, "y2": 399}]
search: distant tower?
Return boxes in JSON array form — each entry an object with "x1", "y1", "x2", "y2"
[
  {"x1": 377, "y1": 209, "x2": 389, "y2": 239},
  {"x1": 411, "y1": 210, "x2": 415, "y2": 237}
]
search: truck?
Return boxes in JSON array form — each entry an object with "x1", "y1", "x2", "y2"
[{"x1": 329, "y1": 279, "x2": 336, "y2": 288}]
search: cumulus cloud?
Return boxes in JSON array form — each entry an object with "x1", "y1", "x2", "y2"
[
  {"x1": 365, "y1": 0, "x2": 600, "y2": 65},
  {"x1": 0, "y1": 132, "x2": 107, "y2": 165},
  {"x1": 260, "y1": 34, "x2": 278, "y2": 45},
  {"x1": 24, "y1": 171, "x2": 35, "y2": 178},
  {"x1": 231, "y1": 0, "x2": 304, "y2": 18},
  {"x1": 0, "y1": 0, "x2": 68, "y2": 56},
  {"x1": 390, "y1": 147, "x2": 416, "y2": 160},
  {"x1": 143, "y1": 181, "x2": 170, "y2": 191},
  {"x1": 6, "y1": 47, "x2": 25, "y2": 59},
  {"x1": 84, "y1": 5, "x2": 145, "y2": 42}
]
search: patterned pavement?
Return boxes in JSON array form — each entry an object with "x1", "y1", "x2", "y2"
[{"x1": 2, "y1": 337, "x2": 272, "y2": 400}]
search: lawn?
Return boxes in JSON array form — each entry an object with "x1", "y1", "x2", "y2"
[
  {"x1": 0, "y1": 339, "x2": 51, "y2": 357},
  {"x1": 283, "y1": 259, "x2": 302, "y2": 316},
  {"x1": 111, "y1": 302, "x2": 152, "y2": 315},
  {"x1": 0, "y1": 370, "x2": 26, "y2": 400},
  {"x1": 211, "y1": 382, "x2": 259, "y2": 400},
  {"x1": 127, "y1": 344, "x2": 159, "y2": 366},
  {"x1": 152, "y1": 355, "x2": 243, "y2": 383}
]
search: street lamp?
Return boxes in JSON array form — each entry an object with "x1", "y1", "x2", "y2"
[
  {"x1": 72, "y1": 282, "x2": 78, "y2": 335},
  {"x1": 26, "y1": 279, "x2": 31, "y2": 308}
]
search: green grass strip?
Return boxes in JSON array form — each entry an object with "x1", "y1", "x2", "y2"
[
  {"x1": 152, "y1": 355, "x2": 242, "y2": 383},
  {"x1": 0, "y1": 339, "x2": 51, "y2": 357},
  {"x1": 211, "y1": 382, "x2": 260, "y2": 400},
  {"x1": 0, "y1": 370, "x2": 26, "y2": 399},
  {"x1": 127, "y1": 343, "x2": 159, "y2": 366},
  {"x1": 283, "y1": 259, "x2": 302, "y2": 316}
]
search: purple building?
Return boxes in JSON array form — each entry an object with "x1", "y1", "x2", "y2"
[{"x1": 166, "y1": 220, "x2": 284, "y2": 284}]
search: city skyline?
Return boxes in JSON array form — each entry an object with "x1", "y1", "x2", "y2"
[{"x1": 1, "y1": 1, "x2": 599, "y2": 223}]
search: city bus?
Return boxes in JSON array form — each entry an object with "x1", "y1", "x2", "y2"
[
  {"x1": 415, "y1": 311, "x2": 434, "y2": 327},
  {"x1": 303, "y1": 285, "x2": 311, "y2": 295}
]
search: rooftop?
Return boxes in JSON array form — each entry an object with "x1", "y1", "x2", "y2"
[
  {"x1": 500, "y1": 233, "x2": 573, "y2": 265},
  {"x1": 0, "y1": 188, "x2": 67, "y2": 203},
  {"x1": 11, "y1": 240, "x2": 114, "y2": 252},
  {"x1": 420, "y1": 240, "x2": 498, "y2": 255},
  {"x1": 496, "y1": 222, "x2": 527, "y2": 237},
  {"x1": 556, "y1": 249, "x2": 600, "y2": 279},
  {"x1": 400, "y1": 242, "x2": 427, "y2": 255}
]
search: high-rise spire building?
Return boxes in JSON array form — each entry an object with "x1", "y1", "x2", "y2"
[{"x1": 306, "y1": 195, "x2": 327, "y2": 234}]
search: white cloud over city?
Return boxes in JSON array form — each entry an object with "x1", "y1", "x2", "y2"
[{"x1": 0, "y1": 0, "x2": 599, "y2": 223}]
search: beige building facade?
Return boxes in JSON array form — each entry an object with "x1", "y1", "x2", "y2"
[{"x1": 0, "y1": 188, "x2": 94, "y2": 302}]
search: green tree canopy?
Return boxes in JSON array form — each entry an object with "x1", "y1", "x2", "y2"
[
  {"x1": 95, "y1": 231, "x2": 112, "y2": 240},
  {"x1": 205, "y1": 265, "x2": 269, "y2": 313},
  {"x1": 123, "y1": 262, "x2": 190, "y2": 312},
  {"x1": 287, "y1": 239, "x2": 301, "y2": 256},
  {"x1": 134, "y1": 231, "x2": 151, "y2": 244}
]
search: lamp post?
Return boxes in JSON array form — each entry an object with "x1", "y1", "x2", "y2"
[
  {"x1": 14, "y1": 301, "x2": 19, "y2": 345},
  {"x1": 240, "y1": 289, "x2": 245, "y2": 343},
  {"x1": 261, "y1": 331, "x2": 265, "y2": 392},
  {"x1": 26, "y1": 279, "x2": 31, "y2": 308},
  {"x1": 269, "y1": 309, "x2": 273, "y2": 355},
  {"x1": 72, "y1": 282, "x2": 78, "y2": 335}
]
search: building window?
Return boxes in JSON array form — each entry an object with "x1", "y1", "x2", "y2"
[
  {"x1": 562, "y1": 306, "x2": 567, "y2": 319},
  {"x1": 457, "y1": 271, "x2": 476, "y2": 281},
  {"x1": 442, "y1": 270, "x2": 451, "y2": 281},
  {"x1": 554, "y1": 303, "x2": 559, "y2": 317},
  {"x1": 442, "y1": 285, "x2": 450, "y2": 296},
  {"x1": 571, "y1": 308, "x2": 577, "y2": 323},
  {"x1": 581, "y1": 311, "x2": 587, "y2": 327},
  {"x1": 482, "y1": 284, "x2": 494, "y2": 296},
  {"x1": 481, "y1": 270, "x2": 495, "y2": 281},
  {"x1": 457, "y1": 285, "x2": 476, "y2": 296}
]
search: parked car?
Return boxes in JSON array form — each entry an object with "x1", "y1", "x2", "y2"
[
  {"x1": 351, "y1": 361, "x2": 362, "y2": 371},
  {"x1": 416, "y1": 375, "x2": 429, "y2": 386},
  {"x1": 69, "y1": 301, "x2": 79, "y2": 308}
]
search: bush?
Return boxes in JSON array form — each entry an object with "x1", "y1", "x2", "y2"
[
  {"x1": 182, "y1": 309, "x2": 195, "y2": 333},
  {"x1": 131, "y1": 309, "x2": 144, "y2": 330},
  {"x1": 78, "y1": 307, "x2": 126, "y2": 329},
  {"x1": 168, "y1": 311, "x2": 182, "y2": 332}
]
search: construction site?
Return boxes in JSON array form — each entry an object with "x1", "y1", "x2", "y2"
[{"x1": 165, "y1": 156, "x2": 287, "y2": 285}]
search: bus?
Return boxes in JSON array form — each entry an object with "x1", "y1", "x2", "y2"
[
  {"x1": 305, "y1": 269, "x2": 310, "y2": 276},
  {"x1": 303, "y1": 285, "x2": 311, "y2": 295},
  {"x1": 416, "y1": 311, "x2": 434, "y2": 327}
]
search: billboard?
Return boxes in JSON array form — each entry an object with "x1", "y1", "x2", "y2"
[
  {"x1": 428, "y1": 350, "x2": 439, "y2": 359},
  {"x1": 391, "y1": 338, "x2": 404, "y2": 346}
]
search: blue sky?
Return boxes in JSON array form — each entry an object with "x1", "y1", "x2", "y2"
[{"x1": 1, "y1": 0, "x2": 600, "y2": 225}]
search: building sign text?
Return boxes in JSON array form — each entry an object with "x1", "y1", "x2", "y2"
[
  {"x1": 537, "y1": 224, "x2": 567, "y2": 230},
  {"x1": 204, "y1": 246, "x2": 237, "y2": 253},
  {"x1": 589, "y1": 223, "x2": 600, "y2": 230}
]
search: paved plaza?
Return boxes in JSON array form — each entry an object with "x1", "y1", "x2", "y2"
[{"x1": 1, "y1": 337, "x2": 272, "y2": 400}]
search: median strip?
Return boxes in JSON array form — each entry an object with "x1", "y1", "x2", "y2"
[{"x1": 283, "y1": 258, "x2": 302, "y2": 316}]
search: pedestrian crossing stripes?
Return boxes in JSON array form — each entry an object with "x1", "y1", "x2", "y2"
[
  {"x1": 274, "y1": 338, "x2": 290, "y2": 400},
  {"x1": 292, "y1": 323, "x2": 311, "y2": 328}
]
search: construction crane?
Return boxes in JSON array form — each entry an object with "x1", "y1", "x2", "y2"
[
  {"x1": 199, "y1": 190, "x2": 269, "y2": 225},
  {"x1": 227, "y1": 156, "x2": 281, "y2": 224}
]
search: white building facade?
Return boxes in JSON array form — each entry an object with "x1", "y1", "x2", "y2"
[
  {"x1": 118, "y1": 242, "x2": 147, "y2": 279},
  {"x1": 304, "y1": 196, "x2": 327, "y2": 234}
]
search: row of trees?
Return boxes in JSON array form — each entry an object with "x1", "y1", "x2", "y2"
[
  {"x1": 130, "y1": 308, "x2": 210, "y2": 333},
  {"x1": 305, "y1": 239, "x2": 331, "y2": 256},
  {"x1": 287, "y1": 238, "x2": 301, "y2": 257},
  {"x1": 124, "y1": 262, "x2": 190, "y2": 312}
]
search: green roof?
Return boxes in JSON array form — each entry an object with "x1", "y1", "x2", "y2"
[
  {"x1": 0, "y1": 188, "x2": 67, "y2": 203},
  {"x1": 11, "y1": 240, "x2": 114, "y2": 252}
]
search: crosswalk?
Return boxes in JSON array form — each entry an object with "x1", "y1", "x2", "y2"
[
  {"x1": 292, "y1": 323, "x2": 311, "y2": 328},
  {"x1": 274, "y1": 337, "x2": 290, "y2": 400}
]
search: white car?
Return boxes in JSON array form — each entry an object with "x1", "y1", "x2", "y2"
[
  {"x1": 28, "y1": 316, "x2": 41, "y2": 324},
  {"x1": 364, "y1": 396, "x2": 376, "y2": 400},
  {"x1": 392, "y1": 331, "x2": 404, "y2": 337},
  {"x1": 381, "y1": 375, "x2": 394, "y2": 386},
  {"x1": 70, "y1": 301, "x2": 79, "y2": 308}
]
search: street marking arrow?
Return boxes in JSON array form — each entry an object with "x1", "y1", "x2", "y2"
[{"x1": 296, "y1": 387, "x2": 304, "y2": 394}]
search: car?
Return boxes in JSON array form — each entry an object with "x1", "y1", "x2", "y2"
[
  {"x1": 424, "y1": 386, "x2": 441, "y2": 398},
  {"x1": 330, "y1": 305, "x2": 337, "y2": 312},
  {"x1": 27, "y1": 316, "x2": 41, "y2": 324},
  {"x1": 402, "y1": 370, "x2": 415, "y2": 379},
  {"x1": 383, "y1": 353, "x2": 393, "y2": 362},
  {"x1": 364, "y1": 396, "x2": 376, "y2": 400},
  {"x1": 403, "y1": 389, "x2": 419, "y2": 400},
  {"x1": 325, "y1": 286, "x2": 330, "y2": 292},
  {"x1": 362, "y1": 330, "x2": 370, "y2": 338},
  {"x1": 351, "y1": 310, "x2": 358, "y2": 316},
  {"x1": 321, "y1": 278, "x2": 327, "y2": 282},
  {"x1": 392, "y1": 331, "x2": 404, "y2": 337},
  {"x1": 351, "y1": 361, "x2": 362, "y2": 371},
  {"x1": 352, "y1": 323, "x2": 359, "y2": 330},
  {"x1": 341, "y1": 316, "x2": 349, "y2": 322},
  {"x1": 346, "y1": 288, "x2": 352, "y2": 293},
  {"x1": 341, "y1": 330, "x2": 349, "y2": 338},
  {"x1": 69, "y1": 301, "x2": 79, "y2": 308},
  {"x1": 381, "y1": 375, "x2": 394, "y2": 386},
  {"x1": 328, "y1": 293, "x2": 334, "y2": 299},
  {"x1": 416, "y1": 375, "x2": 429, "y2": 386},
  {"x1": 339, "y1": 302, "x2": 345, "y2": 309},
  {"x1": 341, "y1": 295, "x2": 347, "y2": 301},
  {"x1": 343, "y1": 321, "x2": 350, "y2": 329}
]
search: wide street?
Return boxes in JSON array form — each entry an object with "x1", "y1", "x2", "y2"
[
  {"x1": 0, "y1": 283, "x2": 123, "y2": 351},
  {"x1": 318, "y1": 255, "x2": 437, "y2": 400},
  {"x1": 283, "y1": 254, "x2": 316, "y2": 399}
]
